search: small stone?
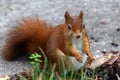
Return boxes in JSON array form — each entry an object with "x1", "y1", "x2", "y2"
[
  {"x1": 90, "y1": 37, "x2": 95, "y2": 40},
  {"x1": 96, "y1": 50, "x2": 100, "y2": 53},
  {"x1": 116, "y1": 28, "x2": 120, "y2": 32},
  {"x1": 90, "y1": 37, "x2": 98, "y2": 42},
  {"x1": 9, "y1": 6, "x2": 15, "y2": 10},
  {"x1": 0, "y1": 64, "x2": 3, "y2": 67},
  {"x1": 12, "y1": 68, "x2": 16, "y2": 72},
  {"x1": 111, "y1": 42, "x2": 119, "y2": 47},
  {"x1": 102, "y1": 51, "x2": 107, "y2": 54},
  {"x1": 95, "y1": 39, "x2": 98, "y2": 42},
  {"x1": 98, "y1": 77, "x2": 103, "y2": 80},
  {"x1": 93, "y1": 44, "x2": 96, "y2": 48},
  {"x1": 100, "y1": 18, "x2": 111, "y2": 24}
]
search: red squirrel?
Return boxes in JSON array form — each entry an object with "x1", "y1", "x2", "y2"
[{"x1": 2, "y1": 11, "x2": 95, "y2": 71}]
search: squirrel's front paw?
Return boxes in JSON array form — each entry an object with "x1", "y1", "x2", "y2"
[
  {"x1": 75, "y1": 53, "x2": 83, "y2": 62},
  {"x1": 89, "y1": 54, "x2": 96, "y2": 61}
]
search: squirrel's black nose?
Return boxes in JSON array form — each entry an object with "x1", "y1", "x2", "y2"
[{"x1": 76, "y1": 35, "x2": 80, "y2": 39}]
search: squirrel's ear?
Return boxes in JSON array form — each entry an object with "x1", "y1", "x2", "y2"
[
  {"x1": 64, "y1": 11, "x2": 72, "y2": 23},
  {"x1": 79, "y1": 10, "x2": 83, "y2": 20}
]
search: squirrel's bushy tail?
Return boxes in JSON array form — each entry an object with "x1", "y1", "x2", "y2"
[{"x1": 2, "y1": 17, "x2": 53, "y2": 60}]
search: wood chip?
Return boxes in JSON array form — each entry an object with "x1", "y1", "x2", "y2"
[
  {"x1": 0, "y1": 75, "x2": 10, "y2": 80},
  {"x1": 107, "y1": 53, "x2": 120, "y2": 65},
  {"x1": 87, "y1": 53, "x2": 113, "y2": 69}
]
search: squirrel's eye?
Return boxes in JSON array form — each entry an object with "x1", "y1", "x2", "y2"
[
  {"x1": 68, "y1": 24, "x2": 72, "y2": 30},
  {"x1": 82, "y1": 24, "x2": 85, "y2": 28}
]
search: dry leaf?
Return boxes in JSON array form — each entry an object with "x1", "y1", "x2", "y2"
[{"x1": 88, "y1": 53, "x2": 113, "y2": 69}]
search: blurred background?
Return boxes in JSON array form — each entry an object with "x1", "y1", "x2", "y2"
[{"x1": 0, "y1": 0, "x2": 120, "y2": 76}]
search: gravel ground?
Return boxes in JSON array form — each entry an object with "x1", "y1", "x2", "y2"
[{"x1": 0, "y1": 0, "x2": 120, "y2": 76}]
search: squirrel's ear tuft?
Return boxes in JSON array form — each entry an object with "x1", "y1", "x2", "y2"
[
  {"x1": 64, "y1": 11, "x2": 72, "y2": 23},
  {"x1": 79, "y1": 10, "x2": 83, "y2": 20}
]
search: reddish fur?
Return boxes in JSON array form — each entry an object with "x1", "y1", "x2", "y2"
[
  {"x1": 2, "y1": 11, "x2": 94, "y2": 72},
  {"x1": 2, "y1": 17, "x2": 53, "y2": 60}
]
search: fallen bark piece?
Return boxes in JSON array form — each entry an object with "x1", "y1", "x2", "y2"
[
  {"x1": 0, "y1": 71, "x2": 31, "y2": 80},
  {"x1": 0, "y1": 75, "x2": 10, "y2": 80},
  {"x1": 88, "y1": 53, "x2": 113, "y2": 69},
  {"x1": 86, "y1": 52, "x2": 120, "y2": 80},
  {"x1": 107, "y1": 53, "x2": 120, "y2": 65}
]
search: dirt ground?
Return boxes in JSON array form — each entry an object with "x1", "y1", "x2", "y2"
[{"x1": 0, "y1": 0, "x2": 120, "y2": 76}]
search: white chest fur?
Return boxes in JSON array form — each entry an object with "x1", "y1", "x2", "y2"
[{"x1": 69, "y1": 37, "x2": 87, "y2": 70}]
